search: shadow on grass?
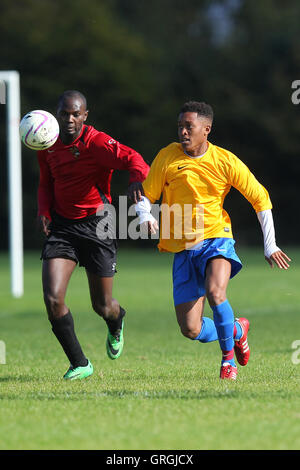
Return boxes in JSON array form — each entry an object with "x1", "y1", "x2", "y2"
[
  {"x1": 0, "y1": 386, "x2": 298, "y2": 402},
  {"x1": 0, "y1": 389, "x2": 239, "y2": 401},
  {"x1": 0, "y1": 375, "x2": 35, "y2": 383}
]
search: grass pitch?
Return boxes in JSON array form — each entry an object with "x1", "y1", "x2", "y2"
[{"x1": 0, "y1": 247, "x2": 300, "y2": 450}]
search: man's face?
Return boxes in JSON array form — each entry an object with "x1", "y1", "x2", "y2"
[
  {"x1": 57, "y1": 96, "x2": 88, "y2": 141},
  {"x1": 178, "y1": 112, "x2": 211, "y2": 154}
]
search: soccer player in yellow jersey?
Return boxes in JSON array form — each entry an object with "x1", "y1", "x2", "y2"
[{"x1": 135, "y1": 101, "x2": 291, "y2": 380}]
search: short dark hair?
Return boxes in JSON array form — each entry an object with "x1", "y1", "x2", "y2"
[
  {"x1": 58, "y1": 90, "x2": 87, "y2": 109},
  {"x1": 180, "y1": 101, "x2": 213, "y2": 123}
]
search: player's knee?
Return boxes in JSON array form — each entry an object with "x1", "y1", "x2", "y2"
[
  {"x1": 91, "y1": 300, "x2": 112, "y2": 319},
  {"x1": 180, "y1": 324, "x2": 200, "y2": 340},
  {"x1": 43, "y1": 291, "x2": 65, "y2": 318},
  {"x1": 206, "y1": 287, "x2": 226, "y2": 307}
]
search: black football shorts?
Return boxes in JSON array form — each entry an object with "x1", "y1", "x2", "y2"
[{"x1": 41, "y1": 212, "x2": 117, "y2": 277}]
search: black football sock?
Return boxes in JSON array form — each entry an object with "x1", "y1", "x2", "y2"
[
  {"x1": 50, "y1": 311, "x2": 88, "y2": 368},
  {"x1": 106, "y1": 306, "x2": 126, "y2": 336}
]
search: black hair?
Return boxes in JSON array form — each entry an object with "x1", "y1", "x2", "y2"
[
  {"x1": 180, "y1": 101, "x2": 213, "y2": 123},
  {"x1": 58, "y1": 90, "x2": 87, "y2": 109}
]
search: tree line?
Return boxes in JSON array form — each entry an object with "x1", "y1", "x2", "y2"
[{"x1": 0, "y1": 0, "x2": 299, "y2": 249}]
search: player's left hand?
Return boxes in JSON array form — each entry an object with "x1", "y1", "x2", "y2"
[
  {"x1": 127, "y1": 182, "x2": 144, "y2": 203},
  {"x1": 265, "y1": 250, "x2": 291, "y2": 270},
  {"x1": 141, "y1": 219, "x2": 159, "y2": 235}
]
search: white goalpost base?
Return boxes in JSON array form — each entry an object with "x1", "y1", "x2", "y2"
[{"x1": 0, "y1": 71, "x2": 23, "y2": 298}]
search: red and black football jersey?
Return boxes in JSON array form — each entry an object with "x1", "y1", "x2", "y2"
[{"x1": 37, "y1": 125, "x2": 149, "y2": 220}]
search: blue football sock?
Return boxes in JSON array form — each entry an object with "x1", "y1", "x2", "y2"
[
  {"x1": 194, "y1": 317, "x2": 218, "y2": 343},
  {"x1": 234, "y1": 320, "x2": 242, "y2": 340},
  {"x1": 212, "y1": 300, "x2": 236, "y2": 366}
]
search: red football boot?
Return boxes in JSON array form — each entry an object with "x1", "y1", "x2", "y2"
[
  {"x1": 220, "y1": 363, "x2": 238, "y2": 380},
  {"x1": 234, "y1": 317, "x2": 250, "y2": 366}
]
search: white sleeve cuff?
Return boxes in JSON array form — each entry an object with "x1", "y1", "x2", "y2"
[
  {"x1": 135, "y1": 196, "x2": 157, "y2": 225},
  {"x1": 257, "y1": 209, "x2": 280, "y2": 258}
]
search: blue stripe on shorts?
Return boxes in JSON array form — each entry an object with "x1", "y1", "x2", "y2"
[{"x1": 172, "y1": 238, "x2": 242, "y2": 306}]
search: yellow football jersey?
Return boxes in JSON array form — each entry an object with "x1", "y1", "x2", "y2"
[{"x1": 142, "y1": 141, "x2": 272, "y2": 253}]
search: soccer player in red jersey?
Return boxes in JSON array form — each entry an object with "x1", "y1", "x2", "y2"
[{"x1": 37, "y1": 90, "x2": 149, "y2": 380}]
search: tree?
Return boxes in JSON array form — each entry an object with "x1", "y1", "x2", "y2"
[
  {"x1": 0, "y1": 0, "x2": 160, "y2": 248},
  {"x1": 1, "y1": 0, "x2": 299, "y2": 248}
]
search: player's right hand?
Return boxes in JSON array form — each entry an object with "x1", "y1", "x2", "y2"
[{"x1": 38, "y1": 215, "x2": 51, "y2": 236}]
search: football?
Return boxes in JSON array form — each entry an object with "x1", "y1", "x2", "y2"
[{"x1": 19, "y1": 110, "x2": 59, "y2": 150}]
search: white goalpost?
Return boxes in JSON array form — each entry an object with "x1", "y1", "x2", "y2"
[{"x1": 0, "y1": 70, "x2": 23, "y2": 298}]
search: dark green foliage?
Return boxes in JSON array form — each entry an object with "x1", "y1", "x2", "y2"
[{"x1": 0, "y1": 0, "x2": 299, "y2": 248}]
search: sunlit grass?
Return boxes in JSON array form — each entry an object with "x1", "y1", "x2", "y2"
[{"x1": 0, "y1": 248, "x2": 300, "y2": 450}]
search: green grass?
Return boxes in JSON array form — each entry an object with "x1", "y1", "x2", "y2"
[{"x1": 0, "y1": 247, "x2": 300, "y2": 450}]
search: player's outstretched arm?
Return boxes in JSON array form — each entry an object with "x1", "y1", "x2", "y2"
[{"x1": 257, "y1": 210, "x2": 291, "y2": 270}]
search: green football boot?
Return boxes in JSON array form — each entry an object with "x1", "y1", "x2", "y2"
[
  {"x1": 106, "y1": 319, "x2": 124, "y2": 360},
  {"x1": 63, "y1": 359, "x2": 93, "y2": 380}
]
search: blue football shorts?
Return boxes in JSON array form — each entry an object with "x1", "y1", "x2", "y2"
[{"x1": 172, "y1": 238, "x2": 242, "y2": 306}]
